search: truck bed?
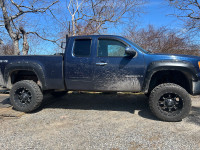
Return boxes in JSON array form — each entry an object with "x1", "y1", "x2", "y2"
[{"x1": 0, "y1": 55, "x2": 65, "y2": 90}]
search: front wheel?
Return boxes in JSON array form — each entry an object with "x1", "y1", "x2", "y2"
[
  {"x1": 10, "y1": 80, "x2": 43, "y2": 112},
  {"x1": 149, "y1": 83, "x2": 191, "y2": 122}
]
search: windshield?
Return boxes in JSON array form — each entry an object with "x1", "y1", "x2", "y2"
[{"x1": 122, "y1": 37, "x2": 152, "y2": 54}]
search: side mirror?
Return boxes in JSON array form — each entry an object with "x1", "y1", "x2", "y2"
[{"x1": 125, "y1": 47, "x2": 137, "y2": 56}]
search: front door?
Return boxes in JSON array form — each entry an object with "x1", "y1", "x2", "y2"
[{"x1": 93, "y1": 37, "x2": 145, "y2": 92}]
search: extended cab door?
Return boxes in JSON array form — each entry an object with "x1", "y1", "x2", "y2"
[
  {"x1": 64, "y1": 37, "x2": 94, "y2": 90},
  {"x1": 93, "y1": 37, "x2": 145, "y2": 92}
]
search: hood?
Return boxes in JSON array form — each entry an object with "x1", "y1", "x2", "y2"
[
  {"x1": 145, "y1": 53, "x2": 200, "y2": 70},
  {"x1": 151, "y1": 53, "x2": 200, "y2": 61}
]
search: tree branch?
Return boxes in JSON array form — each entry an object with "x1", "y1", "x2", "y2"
[
  {"x1": 27, "y1": 32, "x2": 60, "y2": 47},
  {"x1": 10, "y1": 0, "x2": 59, "y2": 20},
  {"x1": 169, "y1": 0, "x2": 200, "y2": 30}
]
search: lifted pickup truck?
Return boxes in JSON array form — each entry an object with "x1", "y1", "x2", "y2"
[{"x1": 0, "y1": 35, "x2": 200, "y2": 121}]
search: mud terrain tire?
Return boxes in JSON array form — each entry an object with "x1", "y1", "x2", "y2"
[
  {"x1": 10, "y1": 80, "x2": 43, "y2": 112},
  {"x1": 149, "y1": 83, "x2": 191, "y2": 122}
]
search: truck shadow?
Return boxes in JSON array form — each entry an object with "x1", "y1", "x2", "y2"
[
  {"x1": 186, "y1": 106, "x2": 200, "y2": 126},
  {"x1": 0, "y1": 95, "x2": 11, "y2": 108},
  {"x1": 41, "y1": 93, "x2": 159, "y2": 121},
  {"x1": 1, "y1": 93, "x2": 199, "y2": 123}
]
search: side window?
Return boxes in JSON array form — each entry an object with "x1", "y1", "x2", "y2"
[
  {"x1": 98, "y1": 39, "x2": 127, "y2": 57},
  {"x1": 73, "y1": 39, "x2": 91, "y2": 57}
]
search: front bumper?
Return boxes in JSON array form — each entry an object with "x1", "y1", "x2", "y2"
[
  {"x1": 192, "y1": 80, "x2": 200, "y2": 95},
  {"x1": 192, "y1": 72, "x2": 200, "y2": 95}
]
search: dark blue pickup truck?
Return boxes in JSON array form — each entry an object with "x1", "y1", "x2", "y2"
[{"x1": 1, "y1": 35, "x2": 200, "y2": 121}]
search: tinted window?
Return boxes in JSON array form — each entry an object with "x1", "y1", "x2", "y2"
[
  {"x1": 73, "y1": 39, "x2": 91, "y2": 57},
  {"x1": 98, "y1": 39, "x2": 127, "y2": 57}
]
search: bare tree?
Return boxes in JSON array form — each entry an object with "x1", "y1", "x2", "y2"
[
  {"x1": 0, "y1": 0, "x2": 58, "y2": 55},
  {"x1": 67, "y1": 0, "x2": 145, "y2": 36},
  {"x1": 125, "y1": 25, "x2": 200, "y2": 56},
  {"x1": 0, "y1": 41, "x2": 15, "y2": 55},
  {"x1": 0, "y1": 38, "x2": 3, "y2": 45},
  {"x1": 67, "y1": 0, "x2": 85, "y2": 36},
  {"x1": 168, "y1": 0, "x2": 200, "y2": 31}
]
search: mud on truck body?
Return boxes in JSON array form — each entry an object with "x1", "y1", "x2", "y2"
[{"x1": 0, "y1": 35, "x2": 200, "y2": 122}]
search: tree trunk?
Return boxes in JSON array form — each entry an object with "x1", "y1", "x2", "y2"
[
  {"x1": 13, "y1": 39, "x2": 20, "y2": 55},
  {"x1": 72, "y1": 15, "x2": 76, "y2": 36},
  {"x1": 0, "y1": 0, "x2": 20, "y2": 55},
  {"x1": 22, "y1": 38, "x2": 29, "y2": 55},
  {"x1": 20, "y1": 27, "x2": 29, "y2": 55}
]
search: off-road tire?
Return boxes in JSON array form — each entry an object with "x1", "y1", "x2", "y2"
[
  {"x1": 10, "y1": 80, "x2": 43, "y2": 112},
  {"x1": 149, "y1": 83, "x2": 191, "y2": 122}
]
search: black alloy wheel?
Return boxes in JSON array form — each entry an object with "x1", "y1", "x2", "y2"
[
  {"x1": 158, "y1": 93, "x2": 183, "y2": 115},
  {"x1": 14, "y1": 87, "x2": 32, "y2": 106}
]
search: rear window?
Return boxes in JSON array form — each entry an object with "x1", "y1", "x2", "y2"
[{"x1": 73, "y1": 39, "x2": 91, "y2": 57}]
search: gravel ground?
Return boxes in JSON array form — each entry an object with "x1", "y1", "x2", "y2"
[{"x1": 0, "y1": 93, "x2": 200, "y2": 150}]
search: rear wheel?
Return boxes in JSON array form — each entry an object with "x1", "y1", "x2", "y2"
[
  {"x1": 10, "y1": 80, "x2": 43, "y2": 112},
  {"x1": 149, "y1": 83, "x2": 191, "y2": 122}
]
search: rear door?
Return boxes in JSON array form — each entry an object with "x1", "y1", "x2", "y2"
[
  {"x1": 65, "y1": 37, "x2": 94, "y2": 90},
  {"x1": 93, "y1": 37, "x2": 145, "y2": 92}
]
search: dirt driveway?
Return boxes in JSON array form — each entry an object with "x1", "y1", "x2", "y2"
[{"x1": 0, "y1": 93, "x2": 200, "y2": 150}]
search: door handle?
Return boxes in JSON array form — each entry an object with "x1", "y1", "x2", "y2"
[{"x1": 96, "y1": 62, "x2": 108, "y2": 66}]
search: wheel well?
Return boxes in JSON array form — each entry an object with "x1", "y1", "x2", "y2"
[
  {"x1": 148, "y1": 70, "x2": 191, "y2": 94},
  {"x1": 10, "y1": 70, "x2": 41, "y2": 87}
]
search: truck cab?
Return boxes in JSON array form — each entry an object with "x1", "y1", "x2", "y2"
[{"x1": 64, "y1": 35, "x2": 145, "y2": 92}]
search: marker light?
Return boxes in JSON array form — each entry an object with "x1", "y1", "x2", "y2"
[{"x1": 198, "y1": 61, "x2": 200, "y2": 69}]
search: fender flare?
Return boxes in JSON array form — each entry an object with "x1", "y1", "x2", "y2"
[
  {"x1": 142, "y1": 60, "x2": 198, "y2": 93},
  {"x1": 4, "y1": 61, "x2": 47, "y2": 89}
]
